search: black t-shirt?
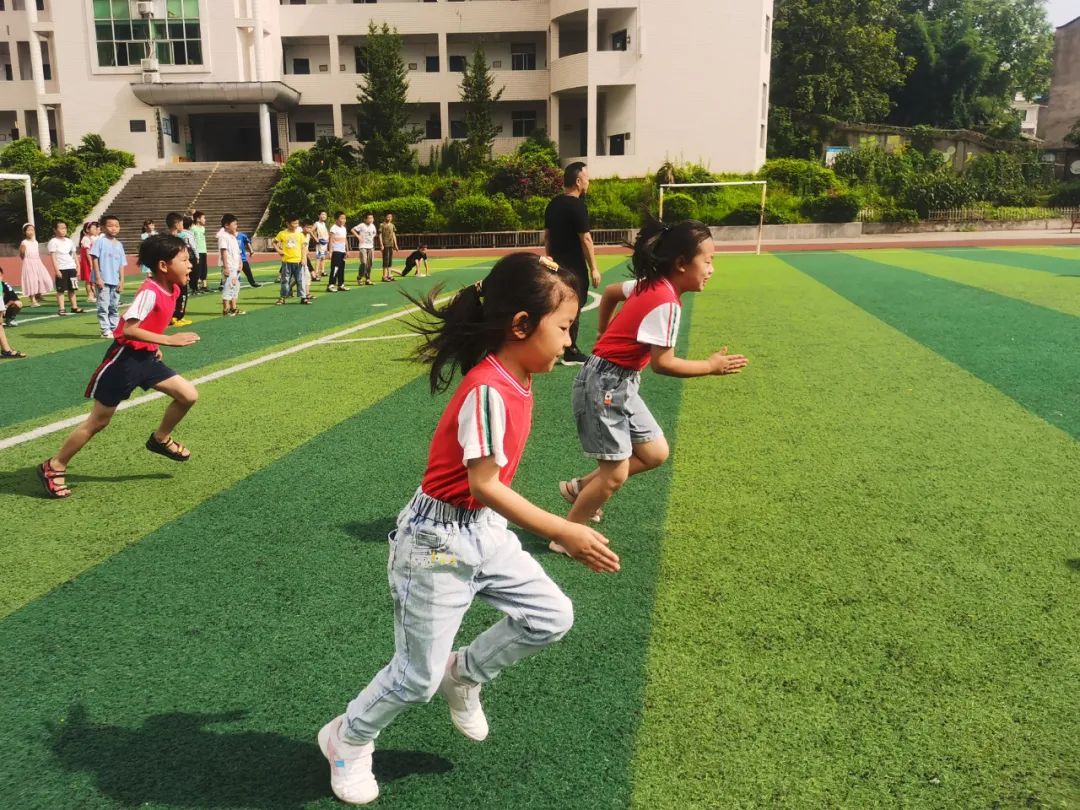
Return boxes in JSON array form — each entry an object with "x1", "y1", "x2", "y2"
[
  {"x1": 544, "y1": 194, "x2": 590, "y2": 272},
  {"x1": 2, "y1": 280, "x2": 19, "y2": 304},
  {"x1": 404, "y1": 249, "x2": 427, "y2": 270}
]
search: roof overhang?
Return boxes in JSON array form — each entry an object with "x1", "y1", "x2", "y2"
[{"x1": 130, "y1": 81, "x2": 301, "y2": 111}]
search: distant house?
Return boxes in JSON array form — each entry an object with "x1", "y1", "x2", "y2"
[
  {"x1": 1037, "y1": 15, "x2": 1080, "y2": 177},
  {"x1": 1010, "y1": 93, "x2": 1045, "y2": 140}
]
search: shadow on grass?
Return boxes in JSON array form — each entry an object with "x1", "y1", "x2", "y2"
[
  {"x1": 343, "y1": 518, "x2": 397, "y2": 544},
  {"x1": 0, "y1": 468, "x2": 172, "y2": 500},
  {"x1": 1066, "y1": 558, "x2": 1080, "y2": 572},
  {"x1": 20, "y1": 332, "x2": 103, "y2": 340},
  {"x1": 48, "y1": 704, "x2": 452, "y2": 810}
]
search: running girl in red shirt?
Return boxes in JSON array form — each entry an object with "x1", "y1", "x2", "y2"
[
  {"x1": 37, "y1": 234, "x2": 201, "y2": 499},
  {"x1": 555, "y1": 217, "x2": 748, "y2": 548},
  {"x1": 317, "y1": 252, "x2": 620, "y2": 806}
]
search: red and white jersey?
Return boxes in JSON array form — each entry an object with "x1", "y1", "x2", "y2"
[
  {"x1": 592, "y1": 277, "x2": 682, "y2": 371},
  {"x1": 114, "y1": 277, "x2": 181, "y2": 351},
  {"x1": 421, "y1": 355, "x2": 534, "y2": 509}
]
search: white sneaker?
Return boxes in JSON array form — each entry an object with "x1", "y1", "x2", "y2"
[
  {"x1": 437, "y1": 654, "x2": 488, "y2": 741},
  {"x1": 327, "y1": 285, "x2": 338, "y2": 292},
  {"x1": 317, "y1": 715, "x2": 379, "y2": 805}
]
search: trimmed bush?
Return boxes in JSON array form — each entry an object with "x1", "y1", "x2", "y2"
[
  {"x1": 350, "y1": 196, "x2": 435, "y2": 233},
  {"x1": 448, "y1": 194, "x2": 521, "y2": 231},
  {"x1": 800, "y1": 190, "x2": 862, "y2": 223},
  {"x1": 486, "y1": 157, "x2": 562, "y2": 200},
  {"x1": 900, "y1": 174, "x2": 976, "y2": 218},
  {"x1": 1048, "y1": 181, "x2": 1080, "y2": 208},
  {"x1": 661, "y1": 192, "x2": 697, "y2": 222},
  {"x1": 759, "y1": 158, "x2": 841, "y2": 197},
  {"x1": 515, "y1": 196, "x2": 550, "y2": 230},
  {"x1": 589, "y1": 200, "x2": 636, "y2": 228},
  {"x1": 719, "y1": 200, "x2": 798, "y2": 226}
]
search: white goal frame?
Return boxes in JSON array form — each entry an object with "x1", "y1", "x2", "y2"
[{"x1": 658, "y1": 180, "x2": 768, "y2": 255}]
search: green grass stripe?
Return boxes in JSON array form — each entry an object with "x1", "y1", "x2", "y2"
[
  {"x1": 840, "y1": 248, "x2": 1080, "y2": 318},
  {"x1": 779, "y1": 251, "x2": 1080, "y2": 441},
  {"x1": 923, "y1": 247, "x2": 1080, "y2": 277},
  {"x1": 0, "y1": 268, "x2": 687, "y2": 808},
  {"x1": 0, "y1": 261, "x2": 496, "y2": 432},
  {"x1": 631, "y1": 253, "x2": 1080, "y2": 808}
]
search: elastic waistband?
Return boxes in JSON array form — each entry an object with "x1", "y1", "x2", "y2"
[
  {"x1": 585, "y1": 354, "x2": 638, "y2": 379},
  {"x1": 408, "y1": 489, "x2": 488, "y2": 524}
]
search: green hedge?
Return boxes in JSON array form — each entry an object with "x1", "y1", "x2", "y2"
[{"x1": 0, "y1": 136, "x2": 133, "y2": 242}]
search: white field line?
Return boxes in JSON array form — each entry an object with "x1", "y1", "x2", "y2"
[
  {"x1": 0, "y1": 298, "x2": 447, "y2": 452},
  {"x1": 326, "y1": 333, "x2": 419, "y2": 344},
  {"x1": 0, "y1": 291, "x2": 600, "y2": 453}
]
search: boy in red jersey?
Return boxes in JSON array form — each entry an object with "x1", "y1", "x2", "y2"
[{"x1": 37, "y1": 234, "x2": 201, "y2": 499}]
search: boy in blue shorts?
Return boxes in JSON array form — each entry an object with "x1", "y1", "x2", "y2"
[{"x1": 37, "y1": 234, "x2": 201, "y2": 499}]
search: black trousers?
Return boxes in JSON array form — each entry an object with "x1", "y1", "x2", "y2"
[
  {"x1": 329, "y1": 252, "x2": 346, "y2": 287},
  {"x1": 189, "y1": 253, "x2": 208, "y2": 291},
  {"x1": 567, "y1": 265, "x2": 589, "y2": 349},
  {"x1": 241, "y1": 260, "x2": 257, "y2": 286},
  {"x1": 173, "y1": 289, "x2": 187, "y2": 320}
]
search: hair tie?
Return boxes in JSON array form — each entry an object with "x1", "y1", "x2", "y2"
[
  {"x1": 660, "y1": 222, "x2": 671, "y2": 233},
  {"x1": 538, "y1": 256, "x2": 560, "y2": 272},
  {"x1": 474, "y1": 280, "x2": 484, "y2": 297}
]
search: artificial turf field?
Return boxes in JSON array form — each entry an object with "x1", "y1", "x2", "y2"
[{"x1": 2, "y1": 247, "x2": 1079, "y2": 809}]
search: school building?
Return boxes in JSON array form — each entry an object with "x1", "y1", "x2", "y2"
[{"x1": 0, "y1": 0, "x2": 774, "y2": 177}]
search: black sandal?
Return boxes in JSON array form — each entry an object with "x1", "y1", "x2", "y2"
[
  {"x1": 145, "y1": 433, "x2": 191, "y2": 462},
  {"x1": 37, "y1": 459, "x2": 72, "y2": 498},
  {"x1": 1, "y1": 349, "x2": 26, "y2": 358}
]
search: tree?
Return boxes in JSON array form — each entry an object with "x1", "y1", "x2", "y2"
[
  {"x1": 355, "y1": 22, "x2": 421, "y2": 173},
  {"x1": 459, "y1": 46, "x2": 504, "y2": 169},
  {"x1": 1066, "y1": 119, "x2": 1080, "y2": 148},
  {"x1": 891, "y1": 0, "x2": 1052, "y2": 131},
  {"x1": 771, "y1": 0, "x2": 912, "y2": 123}
]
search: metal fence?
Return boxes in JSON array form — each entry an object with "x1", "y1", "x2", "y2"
[
  {"x1": 927, "y1": 207, "x2": 1080, "y2": 222},
  {"x1": 257, "y1": 228, "x2": 636, "y2": 252}
]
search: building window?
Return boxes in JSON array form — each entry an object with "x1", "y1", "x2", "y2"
[
  {"x1": 355, "y1": 47, "x2": 368, "y2": 74},
  {"x1": 425, "y1": 115, "x2": 441, "y2": 140},
  {"x1": 765, "y1": 14, "x2": 772, "y2": 53},
  {"x1": 762, "y1": 82, "x2": 768, "y2": 119},
  {"x1": 510, "y1": 43, "x2": 536, "y2": 71},
  {"x1": 292, "y1": 58, "x2": 310, "y2": 74},
  {"x1": 169, "y1": 114, "x2": 180, "y2": 144},
  {"x1": 610, "y1": 30, "x2": 628, "y2": 51},
  {"x1": 295, "y1": 122, "x2": 316, "y2": 142},
  {"x1": 93, "y1": 0, "x2": 203, "y2": 68},
  {"x1": 425, "y1": 55, "x2": 439, "y2": 73},
  {"x1": 511, "y1": 110, "x2": 537, "y2": 137},
  {"x1": 449, "y1": 120, "x2": 466, "y2": 139},
  {"x1": 448, "y1": 55, "x2": 466, "y2": 73},
  {"x1": 129, "y1": 119, "x2": 147, "y2": 133},
  {"x1": 760, "y1": 124, "x2": 766, "y2": 149},
  {"x1": 42, "y1": 62, "x2": 51, "y2": 80}
]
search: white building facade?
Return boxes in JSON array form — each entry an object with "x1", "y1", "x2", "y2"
[{"x1": 0, "y1": 0, "x2": 774, "y2": 177}]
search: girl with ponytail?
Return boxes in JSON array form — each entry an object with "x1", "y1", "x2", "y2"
[
  {"x1": 317, "y1": 251, "x2": 620, "y2": 806},
  {"x1": 554, "y1": 214, "x2": 749, "y2": 551}
]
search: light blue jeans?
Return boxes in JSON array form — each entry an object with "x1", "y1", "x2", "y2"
[
  {"x1": 279, "y1": 262, "x2": 306, "y2": 299},
  {"x1": 344, "y1": 490, "x2": 574, "y2": 743},
  {"x1": 96, "y1": 284, "x2": 120, "y2": 334}
]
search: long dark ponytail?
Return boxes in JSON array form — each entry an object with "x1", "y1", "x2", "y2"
[
  {"x1": 406, "y1": 252, "x2": 581, "y2": 393},
  {"x1": 628, "y1": 214, "x2": 713, "y2": 285}
]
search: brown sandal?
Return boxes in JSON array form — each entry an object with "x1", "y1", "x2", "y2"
[
  {"x1": 145, "y1": 433, "x2": 191, "y2": 462},
  {"x1": 37, "y1": 459, "x2": 72, "y2": 499}
]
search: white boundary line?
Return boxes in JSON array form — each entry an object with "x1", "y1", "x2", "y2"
[
  {"x1": 0, "y1": 291, "x2": 601, "y2": 453},
  {"x1": 325, "y1": 333, "x2": 419, "y2": 344}
]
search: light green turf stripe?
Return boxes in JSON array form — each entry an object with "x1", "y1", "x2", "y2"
[
  {"x1": 631, "y1": 254, "x2": 1080, "y2": 808},
  {"x1": 841, "y1": 248, "x2": 1080, "y2": 318},
  {"x1": 0, "y1": 316, "x2": 427, "y2": 619}
]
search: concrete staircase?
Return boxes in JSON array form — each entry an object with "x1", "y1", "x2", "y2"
[{"x1": 101, "y1": 162, "x2": 280, "y2": 240}]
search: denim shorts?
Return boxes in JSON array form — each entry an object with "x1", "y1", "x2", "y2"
[{"x1": 571, "y1": 355, "x2": 663, "y2": 461}]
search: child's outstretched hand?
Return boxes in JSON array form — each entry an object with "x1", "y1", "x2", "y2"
[
  {"x1": 171, "y1": 332, "x2": 200, "y2": 347},
  {"x1": 708, "y1": 346, "x2": 748, "y2": 376},
  {"x1": 552, "y1": 523, "x2": 620, "y2": 573}
]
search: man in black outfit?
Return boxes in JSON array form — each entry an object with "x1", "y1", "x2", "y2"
[{"x1": 544, "y1": 161, "x2": 600, "y2": 365}]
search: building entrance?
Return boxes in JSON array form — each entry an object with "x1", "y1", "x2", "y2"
[{"x1": 189, "y1": 113, "x2": 262, "y2": 161}]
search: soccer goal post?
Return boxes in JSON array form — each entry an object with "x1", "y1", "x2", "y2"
[
  {"x1": 658, "y1": 180, "x2": 768, "y2": 255},
  {"x1": 0, "y1": 174, "x2": 34, "y2": 229}
]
